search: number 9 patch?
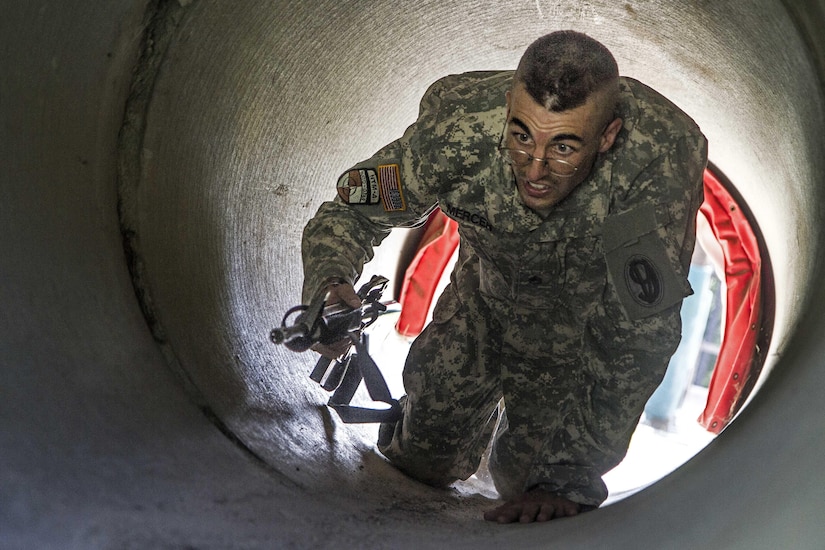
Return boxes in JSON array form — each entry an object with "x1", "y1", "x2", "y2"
[{"x1": 603, "y1": 203, "x2": 689, "y2": 320}]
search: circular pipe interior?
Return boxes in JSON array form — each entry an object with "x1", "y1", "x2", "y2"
[{"x1": 4, "y1": 1, "x2": 825, "y2": 547}]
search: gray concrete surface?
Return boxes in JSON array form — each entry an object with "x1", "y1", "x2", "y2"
[{"x1": 2, "y1": 0, "x2": 825, "y2": 548}]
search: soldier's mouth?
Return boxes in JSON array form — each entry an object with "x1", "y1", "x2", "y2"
[{"x1": 521, "y1": 179, "x2": 554, "y2": 197}]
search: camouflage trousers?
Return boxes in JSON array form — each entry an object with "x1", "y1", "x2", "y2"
[{"x1": 378, "y1": 283, "x2": 678, "y2": 506}]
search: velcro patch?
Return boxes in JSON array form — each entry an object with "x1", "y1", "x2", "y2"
[
  {"x1": 337, "y1": 169, "x2": 380, "y2": 205},
  {"x1": 603, "y1": 204, "x2": 686, "y2": 320},
  {"x1": 378, "y1": 164, "x2": 406, "y2": 212}
]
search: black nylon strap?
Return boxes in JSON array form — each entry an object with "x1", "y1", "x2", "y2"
[
  {"x1": 326, "y1": 335, "x2": 402, "y2": 424},
  {"x1": 309, "y1": 355, "x2": 332, "y2": 383},
  {"x1": 329, "y1": 355, "x2": 361, "y2": 405}
]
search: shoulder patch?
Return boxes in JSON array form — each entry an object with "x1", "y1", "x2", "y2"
[
  {"x1": 378, "y1": 164, "x2": 406, "y2": 212},
  {"x1": 337, "y1": 169, "x2": 380, "y2": 205},
  {"x1": 603, "y1": 204, "x2": 687, "y2": 320},
  {"x1": 337, "y1": 164, "x2": 407, "y2": 212}
]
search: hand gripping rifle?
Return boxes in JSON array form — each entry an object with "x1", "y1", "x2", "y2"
[{"x1": 269, "y1": 275, "x2": 402, "y2": 423}]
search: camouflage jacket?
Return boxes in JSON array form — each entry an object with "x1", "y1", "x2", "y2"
[{"x1": 302, "y1": 71, "x2": 708, "y2": 360}]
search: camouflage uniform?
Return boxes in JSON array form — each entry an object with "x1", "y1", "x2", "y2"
[{"x1": 302, "y1": 71, "x2": 708, "y2": 506}]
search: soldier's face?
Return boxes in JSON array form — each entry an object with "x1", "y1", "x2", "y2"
[{"x1": 504, "y1": 83, "x2": 621, "y2": 216}]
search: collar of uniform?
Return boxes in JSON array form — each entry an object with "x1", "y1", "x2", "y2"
[
  {"x1": 527, "y1": 157, "x2": 612, "y2": 243},
  {"x1": 485, "y1": 156, "x2": 613, "y2": 241},
  {"x1": 482, "y1": 159, "x2": 544, "y2": 234}
]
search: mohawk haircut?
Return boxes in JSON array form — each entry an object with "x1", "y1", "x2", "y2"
[{"x1": 515, "y1": 31, "x2": 619, "y2": 112}]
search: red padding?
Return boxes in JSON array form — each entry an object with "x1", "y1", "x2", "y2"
[
  {"x1": 395, "y1": 209, "x2": 459, "y2": 337},
  {"x1": 698, "y1": 169, "x2": 762, "y2": 433}
]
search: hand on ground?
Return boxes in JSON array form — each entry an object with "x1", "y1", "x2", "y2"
[{"x1": 483, "y1": 488, "x2": 582, "y2": 524}]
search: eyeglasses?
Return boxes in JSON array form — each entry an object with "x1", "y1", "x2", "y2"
[
  {"x1": 498, "y1": 148, "x2": 579, "y2": 178},
  {"x1": 497, "y1": 122, "x2": 580, "y2": 178}
]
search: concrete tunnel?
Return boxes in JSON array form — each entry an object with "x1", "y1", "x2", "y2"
[{"x1": 3, "y1": 0, "x2": 825, "y2": 547}]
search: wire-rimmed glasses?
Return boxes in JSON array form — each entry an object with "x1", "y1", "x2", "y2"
[{"x1": 498, "y1": 147, "x2": 579, "y2": 177}]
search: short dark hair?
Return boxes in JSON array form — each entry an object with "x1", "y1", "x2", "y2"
[{"x1": 515, "y1": 31, "x2": 619, "y2": 112}]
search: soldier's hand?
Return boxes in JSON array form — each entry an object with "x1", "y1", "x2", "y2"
[
  {"x1": 483, "y1": 488, "x2": 582, "y2": 523},
  {"x1": 324, "y1": 281, "x2": 362, "y2": 310},
  {"x1": 310, "y1": 281, "x2": 361, "y2": 359}
]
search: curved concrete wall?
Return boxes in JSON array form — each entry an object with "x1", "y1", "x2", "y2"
[{"x1": 3, "y1": 1, "x2": 825, "y2": 548}]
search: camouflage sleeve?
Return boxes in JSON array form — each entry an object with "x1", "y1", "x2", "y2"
[
  {"x1": 604, "y1": 132, "x2": 709, "y2": 321},
  {"x1": 595, "y1": 129, "x2": 709, "y2": 379},
  {"x1": 651, "y1": 133, "x2": 709, "y2": 275},
  {"x1": 300, "y1": 78, "x2": 454, "y2": 303}
]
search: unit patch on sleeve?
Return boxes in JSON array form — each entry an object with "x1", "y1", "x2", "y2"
[
  {"x1": 337, "y1": 169, "x2": 381, "y2": 205},
  {"x1": 337, "y1": 164, "x2": 406, "y2": 211},
  {"x1": 378, "y1": 164, "x2": 406, "y2": 212},
  {"x1": 603, "y1": 203, "x2": 687, "y2": 320}
]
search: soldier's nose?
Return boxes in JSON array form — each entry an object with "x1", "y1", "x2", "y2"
[{"x1": 525, "y1": 158, "x2": 548, "y2": 180}]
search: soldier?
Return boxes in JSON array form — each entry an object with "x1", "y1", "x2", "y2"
[{"x1": 301, "y1": 30, "x2": 707, "y2": 523}]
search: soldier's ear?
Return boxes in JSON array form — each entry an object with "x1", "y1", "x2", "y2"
[
  {"x1": 505, "y1": 89, "x2": 511, "y2": 114},
  {"x1": 599, "y1": 117, "x2": 623, "y2": 153}
]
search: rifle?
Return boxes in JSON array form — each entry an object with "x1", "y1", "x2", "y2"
[{"x1": 270, "y1": 275, "x2": 401, "y2": 423}]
